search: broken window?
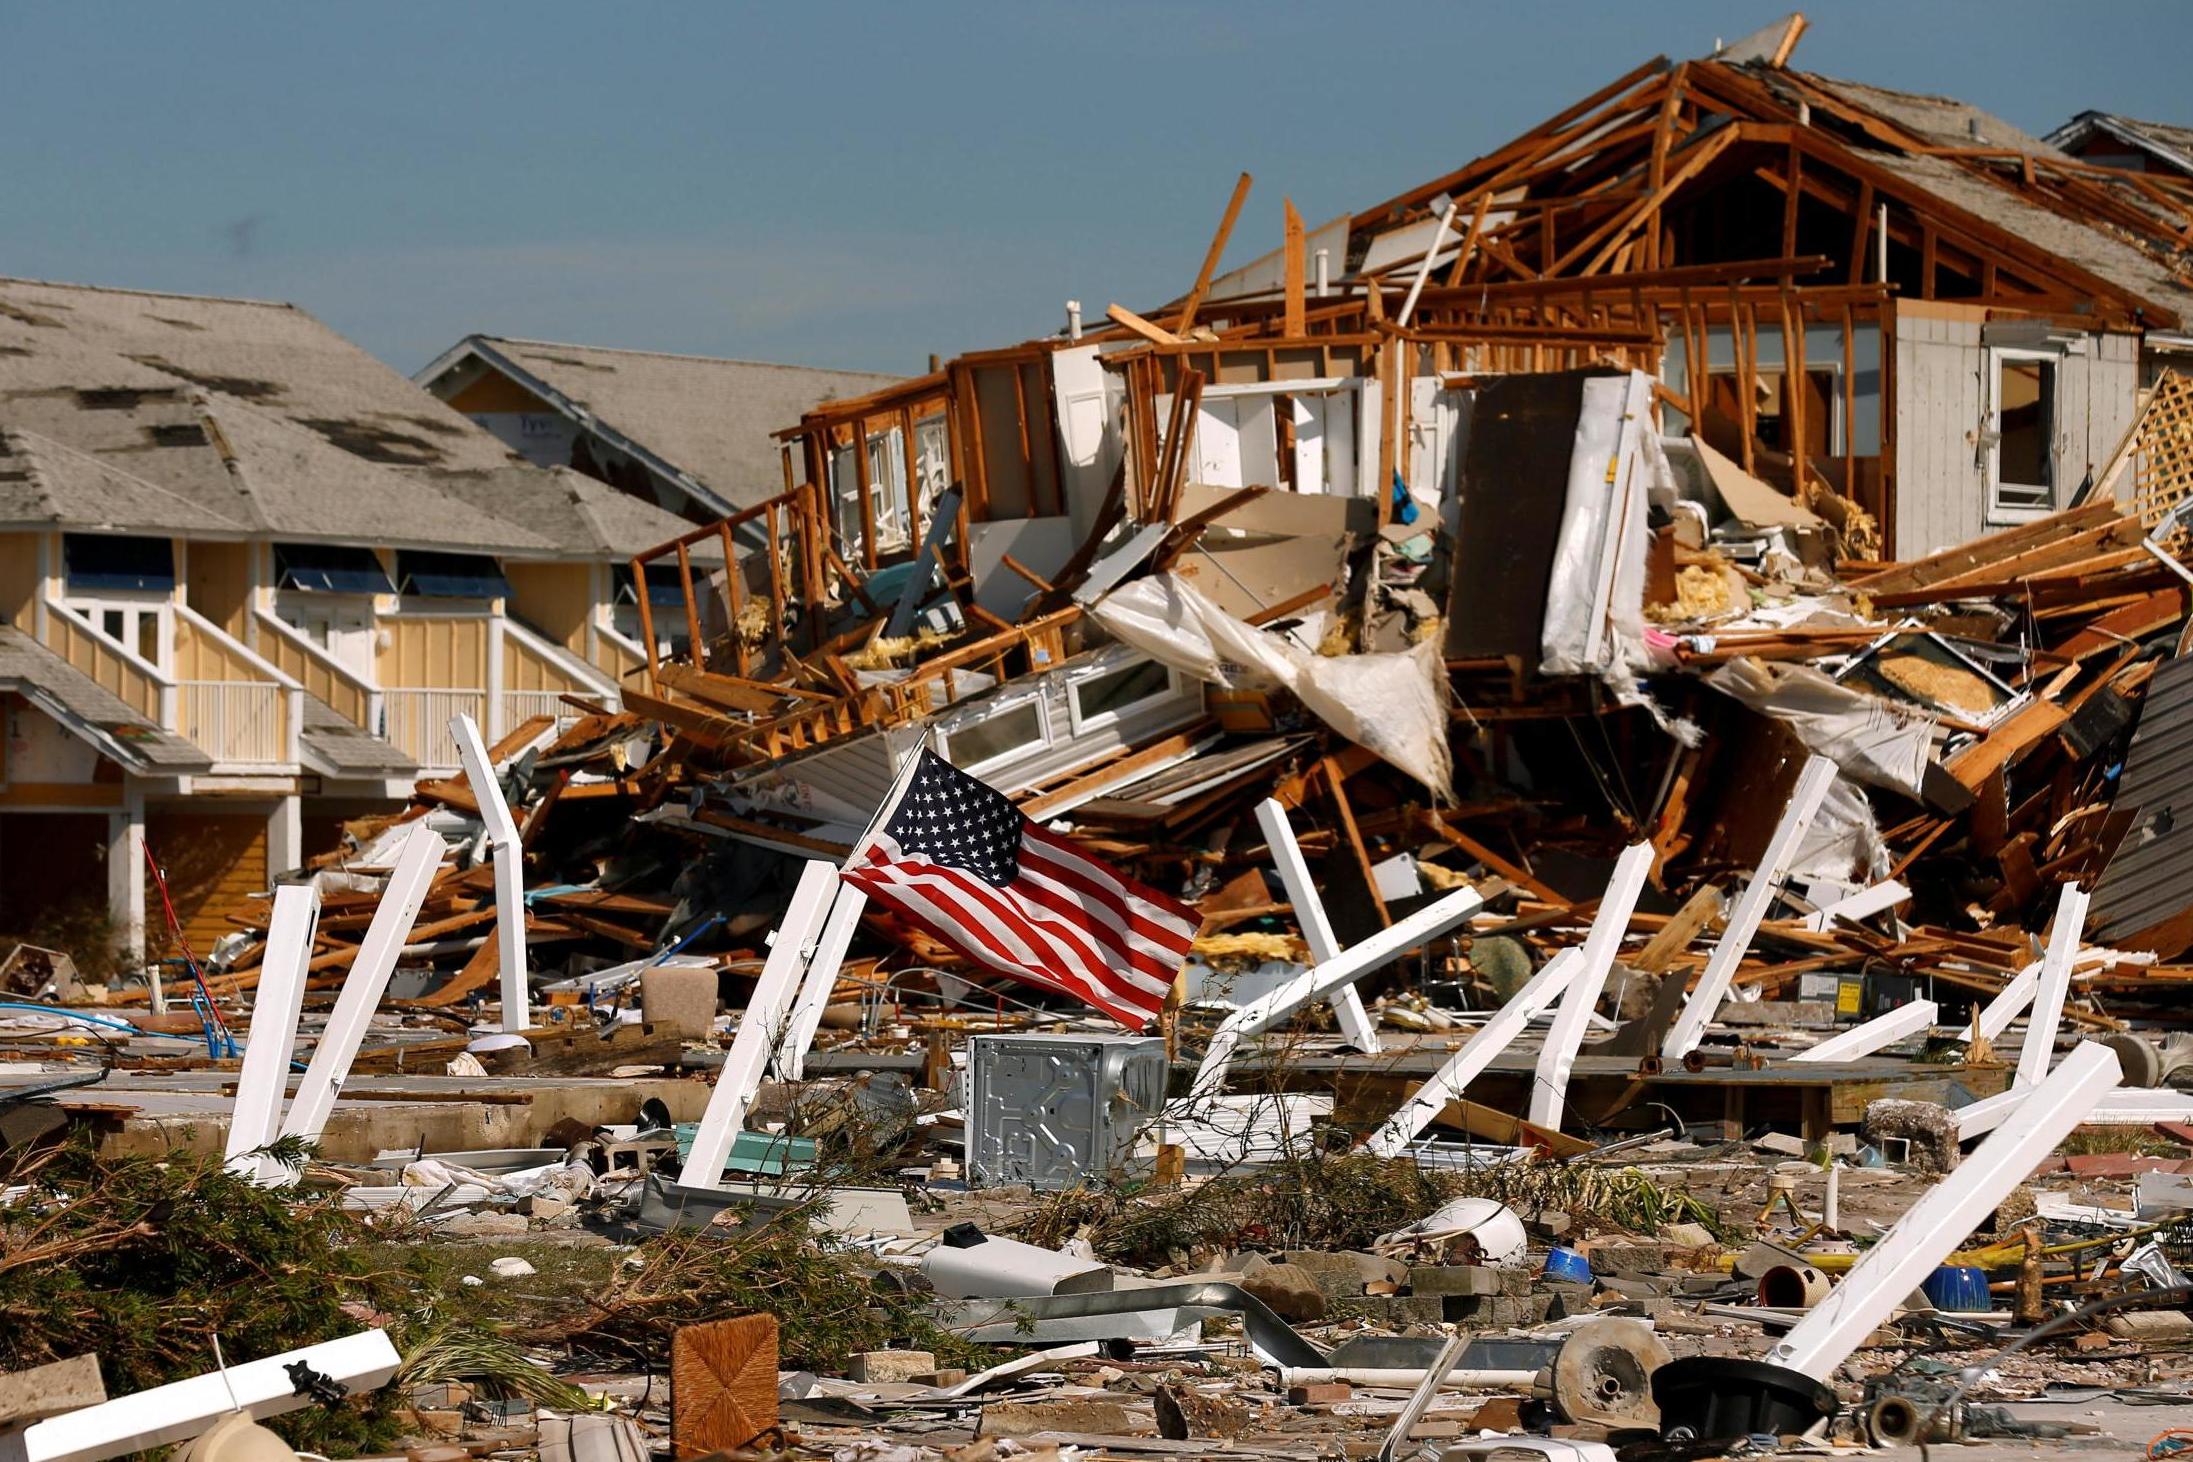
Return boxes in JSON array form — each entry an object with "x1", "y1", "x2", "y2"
[
  {"x1": 1068, "y1": 659, "x2": 1175, "y2": 733},
  {"x1": 1989, "y1": 349, "x2": 2056, "y2": 521},
  {"x1": 941, "y1": 698, "x2": 1045, "y2": 773}
]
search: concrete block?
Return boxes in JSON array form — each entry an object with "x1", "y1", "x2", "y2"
[
  {"x1": 1407, "y1": 1264, "x2": 1500, "y2": 1296},
  {"x1": 0, "y1": 1354, "x2": 104, "y2": 1427},
  {"x1": 1288, "y1": 1382, "x2": 1353, "y2": 1406},
  {"x1": 847, "y1": 1350, "x2": 936, "y2": 1384}
]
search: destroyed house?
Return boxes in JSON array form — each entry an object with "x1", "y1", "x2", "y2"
[
  {"x1": 737, "y1": 21, "x2": 2193, "y2": 575},
  {"x1": 0, "y1": 277, "x2": 695, "y2": 961},
  {"x1": 416, "y1": 335, "x2": 904, "y2": 523}
]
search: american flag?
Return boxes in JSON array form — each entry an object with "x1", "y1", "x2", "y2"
[{"x1": 841, "y1": 748, "x2": 1201, "y2": 1030}]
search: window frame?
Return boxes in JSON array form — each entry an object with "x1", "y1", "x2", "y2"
[
  {"x1": 1065, "y1": 657, "x2": 1185, "y2": 737},
  {"x1": 938, "y1": 694, "x2": 1050, "y2": 777},
  {"x1": 1985, "y1": 345, "x2": 2060, "y2": 526}
]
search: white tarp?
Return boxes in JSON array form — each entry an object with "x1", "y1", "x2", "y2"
[
  {"x1": 1540, "y1": 372, "x2": 1660, "y2": 683},
  {"x1": 1706, "y1": 656, "x2": 1937, "y2": 799},
  {"x1": 1089, "y1": 573, "x2": 1454, "y2": 802}
]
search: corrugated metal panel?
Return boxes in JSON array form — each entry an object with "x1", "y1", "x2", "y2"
[{"x1": 2090, "y1": 654, "x2": 2193, "y2": 952}]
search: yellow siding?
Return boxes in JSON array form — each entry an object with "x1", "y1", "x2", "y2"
[
  {"x1": 43, "y1": 605, "x2": 161, "y2": 720},
  {"x1": 253, "y1": 615, "x2": 369, "y2": 725},
  {"x1": 505, "y1": 562, "x2": 593, "y2": 653},
  {"x1": 145, "y1": 809, "x2": 267, "y2": 959},
  {"x1": 504, "y1": 630, "x2": 585, "y2": 693},
  {"x1": 378, "y1": 615, "x2": 490, "y2": 688},
  {"x1": 0, "y1": 533, "x2": 40, "y2": 628},
  {"x1": 444, "y1": 370, "x2": 551, "y2": 414},
  {"x1": 185, "y1": 541, "x2": 253, "y2": 637}
]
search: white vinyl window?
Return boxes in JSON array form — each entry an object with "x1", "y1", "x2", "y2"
[
  {"x1": 1066, "y1": 658, "x2": 1180, "y2": 735},
  {"x1": 1987, "y1": 348, "x2": 2058, "y2": 523},
  {"x1": 940, "y1": 696, "x2": 1048, "y2": 775}
]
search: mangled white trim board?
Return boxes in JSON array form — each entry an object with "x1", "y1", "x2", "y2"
[
  {"x1": 1786, "y1": 999, "x2": 1938, "y2": 1063},
  {"x1": 1662, "y1": 754, "x2": 1838, "y2": 1060},
  {"x1": 7, "y1": 1329, "x2": 400, "y2": 1462},
  {"x1": 451, "y1": 712, "x2": 529, "y2": 1032},
  {"x1": 273, "y1": 824, "x2": 445, "y2": 1174},
  {"x1": 1362, "y1": 946, "x2": 1584, "y2": 1157},
  {"x1": 1189, "y1": 883, "x2": 1484, "y2": 1100},
  {"x1": 679, "y1": 859, "x2": 838, "y2": 1191},
  {"x1": 1254, "y1": 798, "x2": 1379, "y2": 1054},
  {"x1": 1769, "y1": 1040, "x2": 2121, "y2": 1380},
  {"x1": 222, "y1": 882, "x2": 318, "y2": 1183},
  {"x1": 1529, "y1": 841, "x2": 1655, "y2": 1131}
]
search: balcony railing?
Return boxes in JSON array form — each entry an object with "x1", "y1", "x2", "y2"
[
  {"x1": 380, "y1": 687, "x2": 489, "y2": 769},
  {"x1": 178, "y1": 680, "x2": 288, "y2": 764}
]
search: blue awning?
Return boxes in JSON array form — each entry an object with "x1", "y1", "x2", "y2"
[
  {"x1": 63, "y1": 534, "x2": 174, "y2": 592},
  {"x1": 396, "y1": 550, "x2": 510, "y2": 600},
  {"x1": 274, "y1": 542, "x2": 394, "y2": 594}
]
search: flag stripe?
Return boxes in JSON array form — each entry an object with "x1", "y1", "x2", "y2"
[
  {"x1": 844, "y1": 858, "x2": 1153, "y2": 1029},
  {"x1": 837, "y1": 749, "x2": 1195, "y2": 1030}
]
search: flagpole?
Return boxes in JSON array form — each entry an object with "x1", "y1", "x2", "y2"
[{"x1": 843, "y1": 729, "x2": 934, "y2": 869}]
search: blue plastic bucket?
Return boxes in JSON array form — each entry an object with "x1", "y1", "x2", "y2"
[
  {"x1": 1543, "y1": 1245, "x2": 1592, "y2": 1284},
  {"x1": 1922, "y1": 1264, "x2": 1990, "y2": 1312}
]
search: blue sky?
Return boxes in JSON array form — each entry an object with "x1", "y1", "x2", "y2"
[{"x1": 4, "y1": 3, "x2": 2188, "y2": 377}]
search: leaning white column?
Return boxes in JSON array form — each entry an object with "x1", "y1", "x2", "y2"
[
  {"x1": 1787, "y1": 999, "x2": 1937, "y2": 1063},
  {"x1": 1769, "y1": 1040, "x2": 2120, "y2": 1380},
  {"x1": 451, "y1": 712, "x2": 529, "y2": 1032},
  {"x1": 777, "y1": 881, "x2": 867, "y2": 1083},
  {"x1": 222, "y1": 881, "x2": 320, "y2": 1183},
  {"x1": 274, "y1": 823, "x2": 445, "y2": 1171},
  {"x1": 2015, "y1": 882, "x2": 2088, "y2": 1089},
  {"x1": 679, "y1": 859, "x2": 839, "y2": 1191},
  {"x1": 1363, "y1": 947, "x2": 1583, "y2": 1157},
  {"x1": 1662, "y1": 754, "x2": 1838, "y2": 1061},
  {"x1": 1528, "y1": 841, "x2": 1655, "y2": 1132}
]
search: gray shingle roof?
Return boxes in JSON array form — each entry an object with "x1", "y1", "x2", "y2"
[
  {"x1": 435, "y1": 335, "x2": 902, "y2": 512},
  {"x1": 1803, "y1": 74, "x2": 2070, "y2": 159},
  {"x1": 1867, "y1": 150, "x2": 2193, "y2": 322},
  {"x1": 300, "y1": 694, "x2": 417, "y2": 778},
  {"x1": 0, "y1": 626, "x2": 212, "y2": 773},
  {"x1": 0, "y1": 277, "x2": 697, "y2": 559}
]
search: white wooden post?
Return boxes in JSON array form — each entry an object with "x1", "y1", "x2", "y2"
[
  {"x1": 223, "y1": 883, "x2": 319, "y2": 1183},
  {"x1": 1787, "y1": 999, "x2": 1938, "y2": 1063},
  {"x1": 2016, "y1": 882, "x2": 2088, "y2": 1089},
  {"x1": 1529, "y1": 842, "x2": 1655, "y2": 1132},
  {"x1": 1662, "y1": 755, "x2": 1838, "y2": 1060},
  {"x1": 274, "y1": 825, "x2": 444, "y2": 1169},
  {"x1": 450, "y1": 712, "x2": 528, "y2": 1032},
  {"x1": 11, "y1": 1330, "x2": 401, "y2": 1462},
  {"x1": 1364, "y1": 947, "x2": 1584, "y2": 1157},
  {"x1": 1771, "y1": 1041, "x2": 2120, "y2": 1380},
  {"x1": 680, "y1": 860, "x2": 838, "y2": 1191},
  {"x1": 1254, "y1": 798, "x2": 1381, "y2": 1054},
  {"x1": 1189, "y1": 884, "x2": 1483, "y2": 1100},
  {"x1": 777, "y1": 881, "x2": 866, "y2": 1082}
]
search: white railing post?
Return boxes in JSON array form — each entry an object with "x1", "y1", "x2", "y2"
[{"x1": 450, "y1": 713, "x2": 528, "y2": 1033}]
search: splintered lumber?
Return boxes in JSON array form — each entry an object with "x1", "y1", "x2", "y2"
[
  {"x1": 1106, "y1": 303, "x2": 1184, "y2": 347},
  {"x1": 1173, "y1": 171, "x2": 1253, "y2": 334},
  {"x1": 1941, "y1": 699, "x2": 2071, "y2": 791},
  {"x1": 1846, "y1": 503, "x2": 2123, "y2": 596}
]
